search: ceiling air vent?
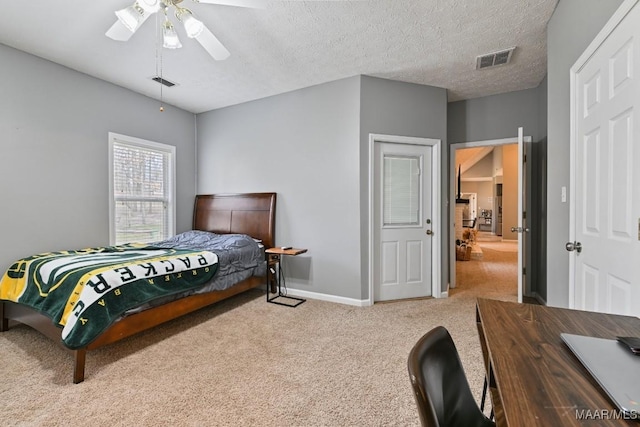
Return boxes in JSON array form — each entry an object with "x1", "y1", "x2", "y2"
[
  {"x1": 476, "y1": 47, "x2": 516, "y2": 70},
  {"x1": 152, "y1": 76, "x2": 177, "y2": 87}
]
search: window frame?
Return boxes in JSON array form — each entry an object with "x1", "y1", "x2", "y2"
[
  {"x1": 108, "y1": 132, "x2": 176, "y2": 245},
  {"x1": 382, "y1": 153, "x2": 422, "y2": 227}
]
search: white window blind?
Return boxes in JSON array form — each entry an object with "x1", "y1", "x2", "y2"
[
  {"x1": 109, "y1": 133, "x2": 175, "y2": 245},
  {"x1": 383, "y1": 155, "x2": 421, "y2": 226}
]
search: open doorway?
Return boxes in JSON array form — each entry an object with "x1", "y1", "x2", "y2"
[{"x1": 449, "y1": 139, "x2": 521, "y2": 301}]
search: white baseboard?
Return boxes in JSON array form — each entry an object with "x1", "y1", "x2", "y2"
[
  {"x1": 531, "y1": 292, "x2": 547, "y2": 306},
  {"x1": 282, "y1": 288, "x2": 371, "y2": 307},
  {"x1": 282, "y1": 288, "x2": 447, "y2": 306}
]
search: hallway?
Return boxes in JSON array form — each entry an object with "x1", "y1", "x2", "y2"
[{"x1": 450, "y1": 236, "x2": 518, "y2": 301}]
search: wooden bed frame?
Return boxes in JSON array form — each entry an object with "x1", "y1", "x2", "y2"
[{"x1": 0, "y1": 192, "x2": 276, "y2": 383}]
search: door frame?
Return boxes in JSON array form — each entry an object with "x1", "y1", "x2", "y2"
[
  {"x1": 449, "y1": 135, "x2": 532, "y2": 295},
  {"x1": 568, "y1": 0, "x2": 639, "y2": 310},
  {"x1": 367, "y1": 133, "x2": 442, "y2": 305}
]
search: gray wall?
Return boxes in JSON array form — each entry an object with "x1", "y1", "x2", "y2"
[
  {"x1": 460, "y1": 181, "x2": 493, "y2": 216},
  {"x1": 0, "y1": 44, "x2": 197, "y2": 274},
  {"x1": 462, "y1": 153, "x2": 494, "y2": 178},
  {"x1": 196, "y1": 75, "x2": 447, "y2": 301},
  {"x1": 448, "y1": 87, "x2": 541, "y2": 144},
  {"x1": 546, "y1": 0, "x2": 623, "y2": 307},
  {"x1": 359, "y1": 76, "x2": 448, "y2": 296},
  {"x1": 533, "y1": 76, "x2": 548, "y2": 301},
  {"x1": 538, "y1": 76, "x2": 548, "y2": 139},
  {"x1": 447, "y1": 85, "x2": 546, "y2": 297},
  {"x1": 196, "y1": 77, "x2": 363, "y2": 300}
]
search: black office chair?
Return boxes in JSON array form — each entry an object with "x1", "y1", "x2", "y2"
[{"x1": 407, "y1": 326, "x2": 495, "y2": 427}]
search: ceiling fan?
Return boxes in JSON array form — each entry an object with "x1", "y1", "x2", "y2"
[{"x1": 106, "y1": 0, "x2": 268, "y2": 60}]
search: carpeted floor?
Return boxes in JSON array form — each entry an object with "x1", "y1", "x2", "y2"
[
  {"x1": 450, "y1": 239, "x2": 518, "y2": 301},
  {"x1": 0, "y1": 246, "x2": 517, "y2": 426}
]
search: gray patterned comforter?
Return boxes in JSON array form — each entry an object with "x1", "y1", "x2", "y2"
[
  {"x1": 152, "y1": 230, "x2": 265, "y2": 279},
  {"x1": 125, "y1": 230, "x2": 266, "y2": 314}
]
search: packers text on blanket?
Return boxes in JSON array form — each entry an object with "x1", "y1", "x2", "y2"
[{"x1": 0, "y1": 244, "x2": 219, "y2": 349}]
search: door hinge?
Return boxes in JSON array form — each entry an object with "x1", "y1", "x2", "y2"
[
  {"x1": 522, "y1": 267, "x2": 526, "y2": 275},
  {"x1": 523, "y1": 211, "x2": 527, "y2": 219}
]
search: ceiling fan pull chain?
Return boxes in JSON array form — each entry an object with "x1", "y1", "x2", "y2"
[
  {"x1": 154, "y1": 11, "x2": 165, "y2": 112},
  {"x1": 160, "y1": 36, "x2": 164, "y2": 112}
]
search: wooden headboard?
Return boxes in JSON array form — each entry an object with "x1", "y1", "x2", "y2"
[{"x1": 193, "y1": 193, "x2": 277, "y2": 249}]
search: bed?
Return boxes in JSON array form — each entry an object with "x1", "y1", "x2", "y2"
[{"x1": 0, "y1": 192, "x2": 276, "y2": 383}]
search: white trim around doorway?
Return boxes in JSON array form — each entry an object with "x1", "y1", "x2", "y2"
[
  {"x1": 449, "y1": 136, "x2": 531, "y2": 291},
  {"x1": 367, "y1": 133, "x2": 442, "y2": 306}
]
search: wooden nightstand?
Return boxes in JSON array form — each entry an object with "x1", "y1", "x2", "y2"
[{"x1": 265, "y1": 247, "x2": 308, "y2": 307}]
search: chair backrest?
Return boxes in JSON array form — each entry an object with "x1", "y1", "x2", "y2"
[
  {"x1": 462, "y1": 218, "x2": 477, "y2": 229},
  {"x1": 407, "y1": 326, "x2": 494, "y2": 427}
]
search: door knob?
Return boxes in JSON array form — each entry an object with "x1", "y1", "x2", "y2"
[
  {"x1": 510, "y1": 227, "x2": 530, "y2": 233},
  {"x1": 565, "y1": 241, "x2": 582, "y2": 253},
  {"x1": 426, "y1": 230, "x2": 434, "y2": 236}
]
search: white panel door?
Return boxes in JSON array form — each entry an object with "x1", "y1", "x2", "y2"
[
  {"x1": 571, "y1": 0, "x2": 640, "y2": 316},
  {"x1": 374, "y1": 142, "x2": 433, "y2": 301}
]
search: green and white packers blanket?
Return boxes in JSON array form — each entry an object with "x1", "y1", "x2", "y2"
[{"x1": 0, "y1": 244, "x2": 218, "y2": 349}]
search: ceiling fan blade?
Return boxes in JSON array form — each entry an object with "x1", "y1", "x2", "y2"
[
  {"x1": 105, "y1": 20, "x2": 135, "y2": 41},
  {"x1": 194, "y1": 0, "x2": 267, "y2": 9},
  {"x1": 195, "y1": 26, "x2": 231, "y2": 60}
]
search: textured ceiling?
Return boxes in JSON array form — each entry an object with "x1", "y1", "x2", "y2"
[{"x1": 0, "y1": 0, "x2": 558, "y2": 113}]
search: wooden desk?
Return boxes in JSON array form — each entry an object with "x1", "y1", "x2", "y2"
[{"x1": 476, "y1": 298, "x2": 640, "y2": 426}]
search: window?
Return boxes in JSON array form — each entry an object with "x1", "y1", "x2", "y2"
[
  {"x1": 109, "y1": 133, "x2": 175, "y2": 245},
  {"x1": 383, "y1": 154, "x2": 421, "y2": 226}
]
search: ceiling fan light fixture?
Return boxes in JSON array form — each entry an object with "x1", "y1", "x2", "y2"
[
  {"x1": 138, "y1": 0, "x2": 161, "y2": 13},
  {"x1": 177, "y1": 10, "x2": 204, "y2": 38},
  {"x1": 115, "y1": 3, "x2": 145, "y2": 32},
  {"x1": 107, "y1": 0, "x2": 250, "y2": 61},
  {"x1": 163, "y1": 20, "x2": 182, "y2": 49}
]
